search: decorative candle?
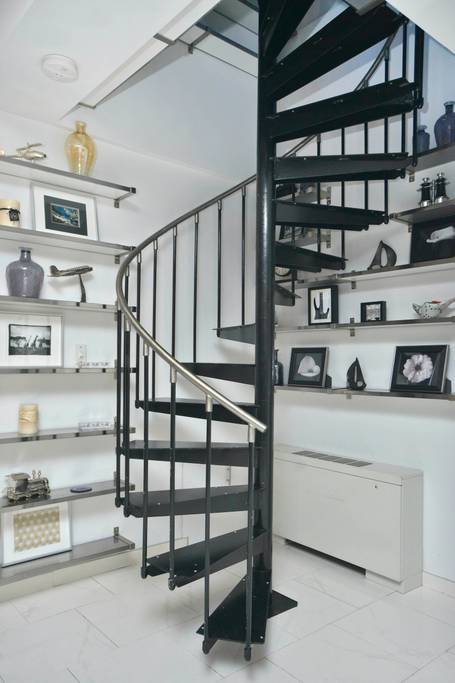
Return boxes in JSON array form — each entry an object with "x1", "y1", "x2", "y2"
[
  {"x1": 0, "y1": 199, "x2": 21, "y2": 227},
  {"x1": 18, "y1": 404, "x2": 39, "y2": 435}
]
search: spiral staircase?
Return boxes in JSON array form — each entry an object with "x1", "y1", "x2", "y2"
[{"x1": 115, "y1": 0, "x2": 424, "y2": 661}]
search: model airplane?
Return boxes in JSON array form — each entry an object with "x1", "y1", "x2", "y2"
[
  {"x1": 49, "y1": 265, "x2": 93, "y2": 303},
  {"x1": 11, "y1": 143, "x2": 47, "y2": 162}
]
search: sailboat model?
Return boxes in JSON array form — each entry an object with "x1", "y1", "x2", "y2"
[{"x1": 347, "y1": 358, "x2": 367, "y2": 391}]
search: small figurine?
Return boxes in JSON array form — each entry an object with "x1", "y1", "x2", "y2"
[
  {"x1": 347, "y1": 358, "x2": 366, "y2": 391},
  {"x1": 11, "y1": 143, "x2": 47, "y2": 162},
  {"x1": 367, "y1": 241, "x2": 397, "y2": 270},
  {"x1": 412, "y1": 298, "x2": 455, "y2": 319},
  {"x1": 6, "y1": 471, "x2": 51, "y2": 503},
  {"x1": 434, "y1": 172, "x2": 449, "y2": 204},
  {"x1": 418, "y1": 177, "x2": 433, "y2": 207},
  {"x1": 49, "y1": 264, "x2": 93, "y2": 303}
]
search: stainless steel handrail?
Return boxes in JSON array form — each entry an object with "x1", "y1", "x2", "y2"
[{"x1": 116, "y1": 33, "x2": 397, "y2": 433}]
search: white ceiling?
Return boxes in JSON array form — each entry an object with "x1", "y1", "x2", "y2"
[{"x1": 389, "y1": 0, "x2": 455, "y2": 53}]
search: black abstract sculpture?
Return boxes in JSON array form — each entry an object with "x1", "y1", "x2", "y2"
[
  {"x1": 367, "y1": 241, "x2": 397, "y2": 270},
  {"x1": 347, "y1": 358, "x2": 367, "y2": 391}
]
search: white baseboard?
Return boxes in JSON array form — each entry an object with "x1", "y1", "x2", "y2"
[{"x1": 423, "y1": 571, "x2": 455, "y2": 598}]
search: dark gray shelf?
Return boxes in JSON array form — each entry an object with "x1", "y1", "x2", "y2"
[
  {"x1": 0, "y1": 533, "x2": 135, "y2": 586},
  {"x1": 411, "y1": 142, "x2": 455, "y2": 174},
  {"x1": 277, "y1": 316, "x2": 455, "y2": 334},
  {"x1": 0, "y1": 426, "x2": 135, "y2": 445},
  {"x1": 391, "y1": 198, "x2": 455, "y2": 226},
  {"x1": 0, "y1": 479, "x2": 135, "y2": 513},
  {"x1": 276, "y1": 385, "x2": 455, "y2": 401},
  {"x1": 0, "y1": 294, "x2": 116, "y2": 313}
]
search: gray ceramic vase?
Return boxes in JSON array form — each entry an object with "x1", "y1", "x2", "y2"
[{"x1": 6, "y1": 248, "x2": 44, "y2": 298}]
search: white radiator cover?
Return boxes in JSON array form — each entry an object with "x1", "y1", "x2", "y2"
[{"x1": 274, "y1": 444, "x2": 423, "y2": 593}]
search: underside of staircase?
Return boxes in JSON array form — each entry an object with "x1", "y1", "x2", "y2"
[{"x1": 115, "y1": 0, "x2": 424, "y2": 662}]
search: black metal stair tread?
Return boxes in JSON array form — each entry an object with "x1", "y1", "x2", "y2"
[
  {"x1": 274, "y1": 153, "x2": 410, "y2": 183},
  {"x1": 275, "y1": 200, "x2": 385, "y2": 230},
  {"x1": 275, "y1": 242, "x2": 346, "y2": 272},
  {"x1": 268, "y1": 78, "x2": 417, "y2": 143},
  {"x1": 197, "y1": 569, "x2": 297, "y2": 645},
  {"x1": 262, "y1": 0, "x2": 314, "y2": 63},
  {"x1": 264, "y1": 5, "x2": 405, "y2": 100},
  {"x1": 217, "y1": 324, "x2": 256, "y2": 345},
  {"x1": 127, "y1": 485, "x2": 261, "y2": 517},
  {"x1": 182, "y1": 362, "x2": 255, "y2": 385},
  {"x1": 147, "y1": 527, "x2": 267, "y2": 587},
  {"x1": 275, "y1": 283, "x2": 300, "y2": 307},
  {"x1": 139, "y1": 398, "x2": 258, "y2": 424},
  {"x1": 124, "y1": 440, "x2": 252, "y2": 467}
]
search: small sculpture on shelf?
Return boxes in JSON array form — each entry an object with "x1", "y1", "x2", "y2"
[
  {"x1": 347, "y1": 358, "x2": 366, "y2": 391},
  {"x1": 367, "y1": 241, "x2": 397, "y2": 270},
  {"x1": 11, "y1": 143, "x2": 47, "y2": 162},
  {"x1": 434, "y1": 172, "x2": 449, "y2": 203},
  {"x1": 6, "y1": 471, "x2": 51, "y2": 503},
  {"x1": 412, "y1": 298, "x2": 455, "y2": 319},
  {"x1": 418, "y1": 177, "x2": 433, "y2": 207},
  {"x1": 49, "y1": 265, "x2": 93, "y2": 303}
]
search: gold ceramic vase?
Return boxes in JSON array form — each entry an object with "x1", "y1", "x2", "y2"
[{"x1": 65, "y1": 121, "x2": 96, "y2": 176}]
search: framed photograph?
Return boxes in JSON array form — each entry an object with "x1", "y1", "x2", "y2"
[
  {"x1": 0, "y1": 314, "x2": 63, "y2": 368},
  {"x1": 410, "y1": 220, "x2": 455, "y2": 264},
  {"x1": 32, "y1": 184, "x2": 98, "y2": 240},
  {"x1": 391, "y1": 345, "x2": 449, "y2": 394},
  {"x1": 288, "y1": 347, "x2": 329, "y2": 387},
  {"x1": 361, "y1": 301, "x2": 387, "y2": 323},
  {"x1": 307, "y1": 286, "x2": 338, "y2": 325},
  {"x1": 1, "y1": 502, "x2": 72, "y2": 567}
]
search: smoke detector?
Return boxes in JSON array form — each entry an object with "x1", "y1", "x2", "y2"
[{"x1": 41, "y1": 54, "x2": 78, "y2": 83}]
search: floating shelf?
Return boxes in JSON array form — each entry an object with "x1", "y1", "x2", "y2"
[
  {"x1": 410, "y1": 142, "x2": 455, "y2": 175},
  {"x1": 0, "y1": 294, "x2": 116, "y2": 313},
  {"x1": 0, "y1": 426, "x2": 135, "y2": 445},
  {"x1": 0, "y1": 156, "x2": 136, "y2": 207},
  {"x1": 276, "y1": 385, "x2": 455, "y2": 401},
  {"x1": 0, "y1": 533, "x2": 135, "y2": 587},
  {"x1": 0, "y1": 224, "x2": 133, "y2": 258},
  {"x1": 290, "y1": 256, "x2": 455, "y2": 290},
  {"x1": 277, "y1": 316, "x2": 455, "y2": 334},
  {"x1": 391, "y1": 198, "x2": 455, "y2": 226},
  {"x1": 0, "y1": 479, "x2": 135, "y2": 513},
  {"x1": 0, "y1": 367, "x2": 116, "y2": 375}
]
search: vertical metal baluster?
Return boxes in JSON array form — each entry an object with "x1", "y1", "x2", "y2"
[
  {"x1": 168, "y1": 367, "x2": 177, "y2": 590},
  {"x1": 341, "y1": 128, "x2": 346, "y2": 267},
  {"x1": 172, "y1": 226, "x2": 178, "y2": 357},
  {"x1": 413, "y1": 27, "x2": 425, "y2": 165},
  {"x1": 135, "y1": 253, "x2": 142, "y2": 407},
  {"x1": 123, "y1": 317, "x2": 131, "y2": 512},
  {"x1": 401, "y1": 22, "x2": 408, "y2": 155},
  {"x1": 316, "y1": 134, "x2": 322, "y2": 254},
  {"x1": 141, "y1": 343, "x2": 149, "y2": 578},
  {"x1": 193, "y1": 214, "x2": 199, "y2": 363},
  {"x1": 202, "y1": 395, "x2": 213, "y2": 654},
  {"x1": 364, "y1": 122, "x2": 369, "y2": 210},
  {"x1": 152, "y1": 241, "x2": 158, "y2": 402},
  {"x1": 241, "y1": 187, "x2": 246, "y2": 326},
  {"x1": 244, "y1": 425, "x2": 256, "y2": 661},
  {"x1": 291, "y1": 225, "x2": 296, "y2": 295},
  {"x1": 217, "y1": 200, "x2": 223, "y2": 332},
  {"x1": 384, "y1": 45, "x2": 390, "y2": 218},
  {"x1": 115, "y1": 302, "x2": 122, "y2": 507}
]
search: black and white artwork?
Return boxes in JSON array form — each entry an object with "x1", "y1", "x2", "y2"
[
  {"x1": 288, "y1": 347, "x2": 328, "y2": 387},
  {"x1": 0, "y1": 314, "x2": 62, "y2": 368},
  {"x1": 307, "y1": 286, "x2": 338, "y2": 325},
  {"x1": 361, "y1": 301, "x2": 387, "y2": 323},
  {"x1": 391, "y1": 345, "x2": 449, "y2": 394},
  {"x1": 32, "y1": 185, "x2": 98, "y2": 241},
  {"x1": 8, "y1": 324, "x2": 51, "y2": 356},
  {"x1": 410, "y1": 219, "x2": 455, "y2": 264}
]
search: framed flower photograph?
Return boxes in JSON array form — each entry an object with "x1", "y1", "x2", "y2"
[
  {"x1": 391, "y1": 345, "x2": 449, "y2": 394},
  {"x1": 288, "y1": 347, "x2": 329, "y2": 387},
  {"x1": 0, "y1": 313, "x2": 63, "y2": 368},
  {"x1": 361, "y1": 301, "x2": 387, "y2": 323},
  {"x1": 1, "y1": 502, "x2": 72, "y2": 567},
  {"x1": 32, "y1": 184, "x2": 98, "y2": 241},
  {"x1": 307, "y1": 286, "x2": 338, "y2": 325}
]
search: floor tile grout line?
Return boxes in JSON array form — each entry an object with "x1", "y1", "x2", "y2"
[
  {"x1": 67, "y1": 667, "x2": 81, "y2": 682},
  {"x1": 75, "y1": 607, "x2": 121, "y2": 649},
  {"x1": 292, "y1": 575, "x2": 395, "y2": 610},
  {"x1": 399, "y1": 648, "x2": 455, "y2": 682},
  {"x1": 382, "y1": 592, "x2": 455, "y2": 631},
  {"x1": 264, "y1": 656, "x2": 302, "y2": 682}
]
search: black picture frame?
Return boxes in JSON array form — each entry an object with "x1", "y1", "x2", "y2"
[
  {"x1": 391, "y1": 345, "x2": 449, "y2": 394},
  {"x1": 307, "y1": 286, "x2": 339, "y2": 325},
  {"x1": 44, "y1": 194, "x2": 88, "y2": 237},
  {"x1": 361, "y1": 301, "x2": 387, "y2": 323},
  {"x1": 410, "y1": 219, "x2": 455, "y2": 265},
  {"x1": 288, "y1": 347, "x2": 329, "y2": 387}
]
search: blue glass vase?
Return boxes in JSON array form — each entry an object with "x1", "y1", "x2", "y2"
[
  {"x1": 434, "y1": 101, "x2": 455, "y2": 147},
  {"x1": 6, "y1": 248, "x2": 44, "y2": 298},
  {"x1": 416, "y1": 125, "x2": 430, "y2": 153}
]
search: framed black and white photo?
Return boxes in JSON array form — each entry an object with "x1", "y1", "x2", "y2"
[
  {"x1": 391, "y1": 345, "x2": 449, "y2": 394},
  {"x1": 32, "y1": 185, "x2": 98, "y2": 241},
  {"x1": 307, "y1": 286, "x2": 338, "y2": 325},
  {"x1": 410, "y1": 220, "x2": 455, "y2": 264},
  {"x1": 0, "y1": 314, "x2": 63, "y2": 368},
  {"x1": 288, "y1": 347, "x2": 329, "y2": 387},
  {"x1": 361, "y1": 301, "x2": 387, "y2": 323}
]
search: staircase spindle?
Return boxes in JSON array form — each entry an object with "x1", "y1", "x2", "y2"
[
  {"x1": 135, "y1": 253, "x2": 142, "y2": 407},
  {"x1": 245, "y1": 425, "x2": 256, "y2": 661},
  {"x1": 364, "y1": 121, "x2": 369, "y2": 210},
  {"x1": 115, "y1": 303, "x2": 122, "y2": 507},
  {"x1": 241, "y1": 187, "x2": 246, "y2": 326},
  {"x1": 341, "y1": 128, "x2": 346, "y2": 266},
  {"x1": 172, "y1": 226, "x2": 178, "y2": 357},
  {"x1": 168, "y1": 367, "x2": 177, "y2": 590},
  {"x1": 401, "y1": 21, "x2": 408, "y2": 154},
  {"x1": 316, "y1": 134, "x2": 322, "y2": 254},
  {"x1": 203, "y1": 395, "x2": 213, "y2": 654},
  {"x1": 217, "y1": 200, "x2": 223, "y2": 331},
  {"x1": 141, "y1": 342, "x2": 150, "y2": 578},
  {"x1": 123, "y1": 317, "x2": 131, "y2": 512},
  {"x1": 152, "y1": 240, "x2": 158, "y2": 402},
  {"x1": 412, "y1": 26, "x2": 425, "y2": 165},
  {"x1": 384, "y1": 45, "x2": 390, "y2": 218},
  {"x1": 193, "y1": 214, "x2": 199, "y2": 363}
]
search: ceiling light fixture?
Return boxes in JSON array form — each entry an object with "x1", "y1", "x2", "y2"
[{"x1": 41, "y1": 54, "x2": 78, "y2": 83}]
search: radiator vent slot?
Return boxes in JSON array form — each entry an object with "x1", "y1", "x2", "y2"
[{"x1": 294, "y1": 450, "x2": 372, "y2": 467}]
